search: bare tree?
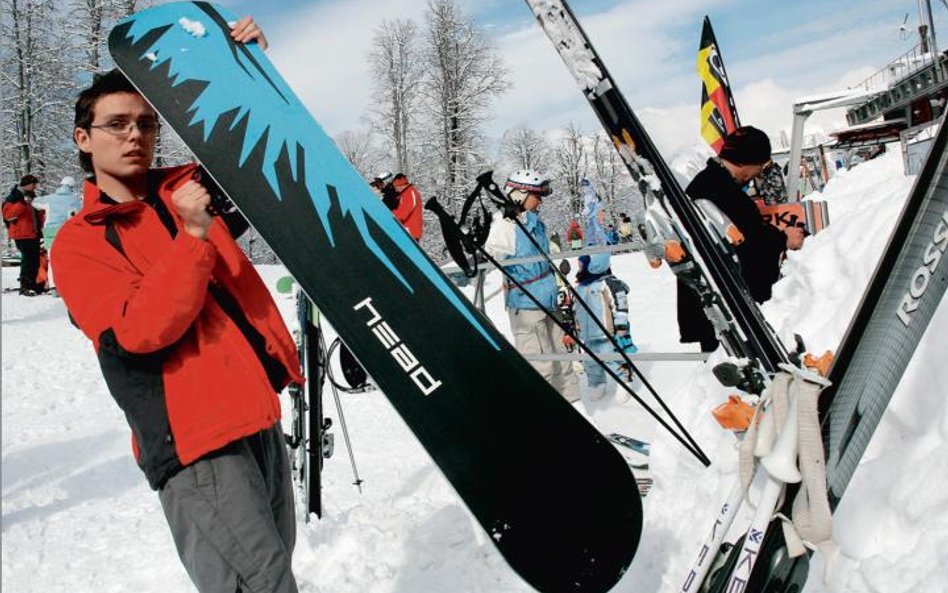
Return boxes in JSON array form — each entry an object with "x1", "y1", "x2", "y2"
[
  {"x1": 335, "y1": 127, "x2": 382, "y2": 180},
  {"x1": 0, "y1": 0, "x2": 160, "y2": 191},
  {"x1": 1, "y1": 0, "x2": 75, "y2": 187},
  {"x1": 72, "y1": 0, "x2": 108, "y2": 73},
  {"x1": 501, "y1": 126, "x2": 550, "y2": 172},
  {"x1": 418, "y1": 0, "x2": 509, "y2": 212},
  {"x1": 368, "y1": 19, "x2": 423, "y2": 177},
  {"x1": 114, "y1": 0, "x2": 146, "y2": 16},
  {"x1": 590, "y1": 131, "x2": 636, "y2": 222},
  {"x1": 551, "y1": 122, "x2": 588, "y2": 216},
  {"x1": 69, "y1": 0, "x2": 154, "y2": 76}
]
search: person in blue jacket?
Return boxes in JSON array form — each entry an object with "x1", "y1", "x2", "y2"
[
  {"x1": 485, "y1": 169, "x2": 578, "y2": 403},
  {"x1": 573, "y1": 253, "x2": 637, "y2": 399}
]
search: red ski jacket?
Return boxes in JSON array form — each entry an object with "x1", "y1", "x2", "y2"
[
  {"x1": 52, "y1": 164, "x2": 303, "y2": 489},
  {"x1": 3, "y1": 197, "x2": 45, "y2": 240},
  {"x1": 391, "y1": 179, "x2": 423, "y2": 240}
]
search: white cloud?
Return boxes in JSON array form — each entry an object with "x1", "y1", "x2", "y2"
[
  {"x1": 491, "y1": 0, "x2": 731, "y2": 133},
  {"x1": 264, "y1": 0, "x2": 428, "y2": 134},
  {"x1": 261, "y1": 0, "x2": 922, "y2": 162},
  {"x1": 490, "y1": 0, "x2": 911, "y2": 157}
]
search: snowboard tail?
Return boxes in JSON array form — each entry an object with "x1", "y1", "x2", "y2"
[{"x1": 109, "y1": 4, "x2": 642, "y2": 592}]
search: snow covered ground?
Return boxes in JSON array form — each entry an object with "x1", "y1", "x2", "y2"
[{"x1": 2, "y1": 148, "x2": 946, "y2": 592}]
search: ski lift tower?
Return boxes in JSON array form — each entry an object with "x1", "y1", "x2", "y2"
[
  {"x1": 786, "y1": 90, "x2": 879, "y2": 200},
  {"x1": 788, "y1": 1, "x2": 948, "y2": 198},
  {"x1": 845, "y1": 0, "x2": 948, "y2": 129}
]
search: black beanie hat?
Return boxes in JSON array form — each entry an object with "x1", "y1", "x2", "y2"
[
  {"x1": 719, "y1": 126, "x2": 771, "y2": 165},
  {"x1": 19, "y1": 174, "x2": 38, "y2": 186}
]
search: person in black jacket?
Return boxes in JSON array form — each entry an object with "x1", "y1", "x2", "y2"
[{"x1": 678, "y1": 126, "x2": 804, "y2": 352}]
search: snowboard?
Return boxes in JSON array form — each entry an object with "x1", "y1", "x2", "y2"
[
  {"x1": 756, "y1": 200, "x2": 829, "y2": 236},
  {"x1": 109, "y1": 4, "x2": 641, "y2": 593},
  {"x1": 607, "y1": 433, "x2": 652, "y2": 497}
]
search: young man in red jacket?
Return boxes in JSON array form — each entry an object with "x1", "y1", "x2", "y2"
[
  {"x1": 52, "y1": 18, "x2": 306, "y2": 593},
  {"x1": 3, "y1": 173, "x2": 46, "y2": 295}
]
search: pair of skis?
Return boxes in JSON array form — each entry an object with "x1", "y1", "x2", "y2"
[
  {"x1": 285, "y1": 286, "x2": 365, "y2": 521},
  {"x1": 285, "y1": 293, "x2": 333, "y2": 520},
  {"x1": 526, "y1": 0, "x2": 948, "y2": 591},
  {"x1": 526, "y1": 0, "x2": 789, "y2": 388}
]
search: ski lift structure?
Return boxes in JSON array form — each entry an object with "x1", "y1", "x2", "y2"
[{"x1": 788, "y1": 0, "x2": 948, "y2": 196}]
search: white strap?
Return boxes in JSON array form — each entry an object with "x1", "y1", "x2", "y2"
[
  {"x1": 788, "y1": 371, "x2": 838, "y2": 580},
  {"x1": 738, "y1": 373, "x2": 792, "y2": 505},
  {"x1": 775, "y1": 512, "x2": 807, "y2": 557},
  {"x1": 738, "y1": 405, "x2": 759, "y2": 494}
]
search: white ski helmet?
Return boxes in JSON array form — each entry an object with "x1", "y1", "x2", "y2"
[
  {"x1": 504, "y1": 169, "x2": 552, "y2": 200},
  {"x1": 372, "y1": 171, "x2": 394, "y2": 186}
]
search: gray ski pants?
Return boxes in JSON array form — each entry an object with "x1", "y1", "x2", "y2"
[
  {"x1": 158, "y1": 424, "x2": 298, "y2": 593},
  {"x1": 508, "y1": 307, "x2": 579, "y2": 402}
]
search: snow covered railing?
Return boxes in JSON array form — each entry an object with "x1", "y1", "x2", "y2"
[
  {"x1": 525, "y1": 352, "x2": 709, "y2": 362},
  {"x1": 852, "y1": 42, "x2": 942, "y2": 93},
  {"x1": 440, "y1": 241, "x2": 643, "y2": 274}
]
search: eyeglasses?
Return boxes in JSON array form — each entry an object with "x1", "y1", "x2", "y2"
[{"x1": 88, "y1": 119, "x2": 160, "y2": 138}]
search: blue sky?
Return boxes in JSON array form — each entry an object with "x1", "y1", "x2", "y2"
[{"x1": 215, "y1": 0, "x2": 947, "y2": 154}]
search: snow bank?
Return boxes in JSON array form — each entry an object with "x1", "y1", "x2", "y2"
[{"x1": 2, "y1": 150, "x2": 945, "y2": 592}]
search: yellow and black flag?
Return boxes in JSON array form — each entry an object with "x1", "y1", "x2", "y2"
[{"x1": 697, "y1": 16, "x2": 740, "y2": 153}]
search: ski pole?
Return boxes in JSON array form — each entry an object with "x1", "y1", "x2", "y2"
[
  {"x1": 722, "y1": 376, "x2": 801, "y2": 592},
  {"x1": 317, "y1": 323, "x2": 364, "y2": 493},
  {"x1": 427, "y1": 197, "x2": 710, "y2": 467},
  {"x1": 680, "y1": 480, "x2": 744, "y2": 593},
  {"x1": 478, "y1": 172, "x2": 711, "y2": 464}
]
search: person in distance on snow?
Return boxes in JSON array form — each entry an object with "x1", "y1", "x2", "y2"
[
  {"x1": 677, "y1": 126, "x2": 804, "y2": 352},
  {"x1": 565, "y1": 219, "x2": 583, "y2": 249},
  {"x1": 51, "y1": 18, "x2": 307, "y2": 593},
  {"x1": 3, "y1": 173, "x2": 46, "y2": 295},
  {"x1": 370, "y1": 171, "x2": 424, "y2": 240},
  {"x1": 390, "y1": 173, "x2": 423, "y2": 240},
  {"x1": 370, "y1": 170, "x2": 395, "y2": 199},
  {"x1": 617, "y1": 213, "x2": 634, "y2": 244},
  {"x1": 484, "y1": 169, "x2": 579, "y2": 403}
]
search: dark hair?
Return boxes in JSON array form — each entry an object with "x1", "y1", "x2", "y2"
[
  {"x1": 74, "y1": 69, "x2": 141, "y2": 173},
  {"x1": 19, "y1": 174, "x2": 38, "y2": 186}
]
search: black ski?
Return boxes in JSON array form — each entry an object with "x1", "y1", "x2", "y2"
[
  {"x1": 287, "y1": 293, "x2": 334, "y2": 520},
  {"x1": 525, "y1": 0, "x2": 791, "y2": 389}
]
